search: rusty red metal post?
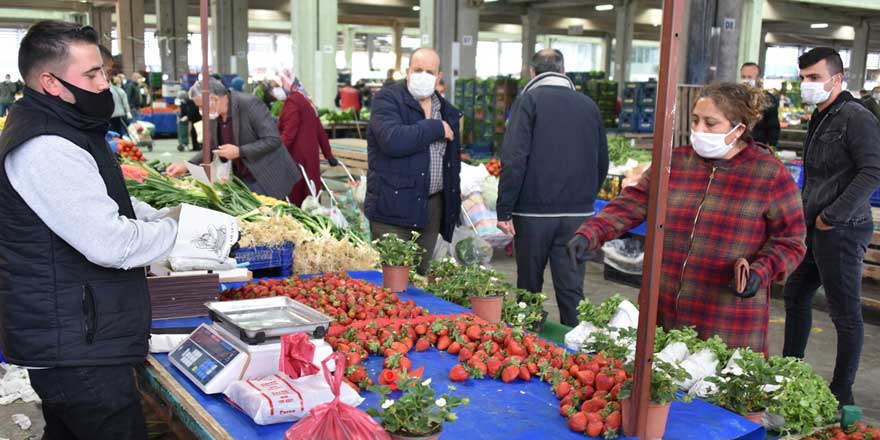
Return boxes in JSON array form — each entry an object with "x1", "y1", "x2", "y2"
[
  {"x1": 200, "y1": 0, "x2": 211, "y2": 167},
  {"x1": 630, "y1": 0, "x2": 685, "y2": 437}
]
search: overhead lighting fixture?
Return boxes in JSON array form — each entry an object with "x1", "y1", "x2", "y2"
[
  {"x1": 595, "y1": 4, "x2": 614, "y2": 11},
  {"x1": 412, "y1": 5, "x2": 420, "y2": 11},
  {"x1": 811, "y1": 23, "x2": 829, "y2": 29}
]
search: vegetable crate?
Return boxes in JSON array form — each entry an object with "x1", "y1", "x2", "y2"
[
  {"x1": 618, "y1": 108, "x2": 637, "y2": 132},
  {"x1": 235, "y1": 242, "x2": 294, "y2": 278}
]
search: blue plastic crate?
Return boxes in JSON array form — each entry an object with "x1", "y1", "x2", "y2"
[
  {"x1": 622, "y1": 82, "x2": 642, "y2": 105},
  {"x1": 637, "y1": 112, "x2": 655, "y2": 133},
  {"x1": 784, "y1": 162, "x2": 804, "y2": 189},
  {"x1": 235, "y1": 242, "x2": 294, "y2": 277},
  {"x1": 618, "y1": 109, "x2": 637, "y2": 132},
  {"x1": 640, "y1": 82, "x2": 658, "y2": 106},
  {"x1": 872, "y1": 187, "x2": 880, "y2": 207}
]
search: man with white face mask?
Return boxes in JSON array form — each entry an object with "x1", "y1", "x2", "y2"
[
  {"x1": 858, "y1": 89, "x2": 880, "y2": 122},
  {"x1": 165, "y1": 79, "x2": 300, "y2": 200},
  {"x1": 366, "y1": 48, "x2": 460, "y2": 274},
  {"x1": 740, "y1": 62, "x2": 780, "y2": 147},
  {"x1": 782, "y1": 47, "x2": 880, "y2": 408}
]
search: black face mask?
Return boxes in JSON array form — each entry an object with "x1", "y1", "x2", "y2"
[{"x1": 50, "y1": 73, "x2": 114, "y2": 120}]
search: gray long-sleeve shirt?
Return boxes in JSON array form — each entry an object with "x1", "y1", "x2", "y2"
[{"x1": 4, "y1": 135, "x2": 177, "y2": 270}]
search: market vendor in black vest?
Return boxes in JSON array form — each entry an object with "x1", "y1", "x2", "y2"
[{"x1": 0, "y1": 21, "x2": 179, "y2": 440}]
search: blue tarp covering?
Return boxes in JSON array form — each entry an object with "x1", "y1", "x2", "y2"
[
  {"x1": 150, "y1": 271, "x2": 764, "y2": 440},
  {"x1": 138, "y1": 112, "x2": 177, "y2": 135}
]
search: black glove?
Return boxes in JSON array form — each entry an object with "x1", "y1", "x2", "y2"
[
  {"x1": 734, "y1": 272, "x2": 762, "y2": 299},
  {"x1": 566, "y1": 234, "x2": 591, "y2": 267},
  {"x1": 327, "y1": 157, "x2": 339, "y2": 167}
]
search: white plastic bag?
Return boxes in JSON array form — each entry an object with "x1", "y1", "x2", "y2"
[
  {"x1": 676, "y1": 348, "x2": 719, "y2": 390},
  {"x1": 608, "y1": 300, "x2": 639, "y2": 329},
  {"x1": 224, "y1": 372, "x2": 364, "y2": 425},
  {"x1": 481, "y1": 176, "x2": 499, "y2": 211},
  {"x1": 564, "y1": 321, "x2": 600, "y2": 351},
  {"x1": 169, "y1": 204, "x2": 240, "y2": 264},
  {"x1": 656, "y1": 342, "x2": 690, "y2": 365},
  {"x1": 602, "y1": 238, "x2": 644, "y2": 275},
  {"x1": 688, "y1": 378, "x2": 719, "y2": 398},
  {"x1": 459, "y1": 162, "x2": 490, "y2": 196}
]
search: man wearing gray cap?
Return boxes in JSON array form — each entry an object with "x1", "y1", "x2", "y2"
[{"x1": 167, "y1": 78, "x2": 300, "y2": 200}]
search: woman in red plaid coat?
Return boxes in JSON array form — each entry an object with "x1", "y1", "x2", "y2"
[{"x1": 570, "y1": 83, "x2": 807, "y2": 355}]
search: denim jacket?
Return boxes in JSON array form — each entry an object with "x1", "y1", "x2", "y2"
[{"x1": 803, "y1": 92, "x2": 880, "y2": 228}]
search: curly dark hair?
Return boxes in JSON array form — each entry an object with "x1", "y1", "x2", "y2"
[{"x1": 696, "y1": 82, "x2": 769, "y2": 143}]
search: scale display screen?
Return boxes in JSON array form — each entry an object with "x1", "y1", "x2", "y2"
[{"x1": 170, "y1": 326, "x2": 240, "y2": 386}]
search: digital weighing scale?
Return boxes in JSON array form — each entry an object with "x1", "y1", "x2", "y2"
[{"x1": 169, "y1": 296, "x2": 334, "y2": 394}]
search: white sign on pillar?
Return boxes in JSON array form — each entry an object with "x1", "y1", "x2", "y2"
[
  {"x1": 450, "y1": 42, "x2": 460, "y2": 106},
  {"x1": 421, "y1": 34, "x2": 431, "y2": 46},
  {"x1": 229, "y1": 56, "x2": 237, "y2": 75},
  {"x1": 723, "y1": 18, "x2": 736, "y2": 31},
  {"x1": 462, "y1": 35, "x2": 474, "y2": 47}
]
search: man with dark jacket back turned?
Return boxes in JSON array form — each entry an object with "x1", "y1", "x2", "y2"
[
  {"x1": 0, "y1": 21, "x2": 183, "y2": 439},
  {"x1": 496, "y1": 49, "x2": 609, "y2": 326},
  {"x1": 782, "y1": 47, "x2": 880, "y2": 407},
  {"x1": 365, "y1": 48, "x2": 461, "y2": 274}
]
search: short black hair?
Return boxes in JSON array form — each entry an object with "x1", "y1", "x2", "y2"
[
  {"x1": 740, "y1": 62, "x2": 761, "y2": 75},
  {"x1": 798, "y1": 47, "x2": 843, "y2": 76},
  {"x1": 18, "y1": 20, "x2": 99, "y2": 82},
  {"x1": 531, "y1": 49, "x2": 565, "y2": 75},
  {"x1": 98, "y1": 44, "x2": 112, "y2": 62}
]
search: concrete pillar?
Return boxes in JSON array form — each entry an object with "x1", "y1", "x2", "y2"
[
  {"x1": 716, "y1": 0, "x2": 745, "y2": 83},
  {"x1": 156, "y1": 0, "x2": 188, "y2": 82},
  {"x1": 737, "y1": 0, "x2": 764, "y2": 73},
  {"x1": 392, "y1": 21, "x2": 404, "y2": 71},
  {"x1": 686, "y1": 0, "x2": 716, "y2": 84},
  {"x1": 116, "y1": 0, "x2": 145, "y2": 76},
  {"x1": 419, "y1": 0, "x2": 435, "y2": 47},
  {"x1": 614, "y1": 0, "x2": 634, "y2": 95},
  {"x1": 342, "y1": 25, "x2": 354, "y2": 70},
  {"x1": 88, "y1": 6, "x2": 114, "y2": 49},
  {"x1": 211, "y1": 0, "x2": 248, "y2": 76},
  {"x1": 757, "y1": 30, "x2": 768, "y2": 78},
  {"x1": 456, "y1": 0, "x2": 480, "y2": 79},
  {"x1": 850, "y1": 20, "x2": 870, "y2": 90},
  {"x1": 291, "y1": 0, "x2": 337, "y2": 109},
  {"x1": 603, "y1": 33, "x2": 613, "y2": 77},
  {"x1": 521, "y1": 8, "x2": 540, "y2": 79},
  {"x1": 434, "y1": 0, "x2": 455, "y2": 80}
]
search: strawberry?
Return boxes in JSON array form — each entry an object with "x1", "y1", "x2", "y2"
[
  {"x1": 501, "y1": 365, "x2": 520, "y2": 383},
  {"x1": 407, "y1": 366, "x2": 425, "y2": 379},
  {"x1": 459, "y1": 347, "x2": 473, "y2": 362},
  {"x1": 449, "y1": 364, "x2": 469, "y2": 382},
  {"x1": 415, "y1": 337, "x2": 430, "y2": 352},
  {"x1": 507, "y1": 340, "x2": 526, "y2": 357},
  {"x1": 567, "y1": 411, "x2": 588, "y2": 433},
  {"x1": 466, "y1": 324, "x2": 482, "y2": 341},
  {"x1": 555, "y1": 381, "x2": 572, "y2": 399},
  {"x1": 596, "y1": 372, "x2": 615, "y2": 392},
  {"x1": 437, "y1": 335, "x2": 451, "y2": 351},
  {"x1": 605, "y1": 410, "x2": 622, "y2": 430},
  {"x1": 586, "y1": 421, "x2": 604, "y2": 437},
  {"x1": 577, "y1": 370, "x2": 596, "y2": 387},
  {"x1": 560, "y1": 404, "x2": 575, "y2": 417},
  {"x1": 448, "y1": 341, "x2": 462, "y2": 355},
  {"x1": 614, "y1": 368, "x2": 628, "y2": 384},
  {"x1": 518, "y1": 365, "x2": 531, "y2": 381},
  {"x1": 487, "y1": 358, "x2": 503, "y2": 377}
]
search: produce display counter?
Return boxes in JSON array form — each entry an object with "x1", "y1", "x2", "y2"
[
  {"x1": 142, "y1": 271, "x2": 764, "y2": 440},
  {"x1": 138, "y1": 111, "x2": 178, "y2": 136}
]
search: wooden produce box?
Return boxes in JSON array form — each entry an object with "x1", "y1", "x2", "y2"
[{"x1": 147, "y1": 273, "x2": 220, "y2": 320}]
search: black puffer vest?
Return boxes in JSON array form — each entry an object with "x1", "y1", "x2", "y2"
[{"x1": 0, "y1": 88, "x2": 151, "y2": 367}]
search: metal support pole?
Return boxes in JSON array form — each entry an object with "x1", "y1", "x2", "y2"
[
  {"x1": 630, "y1": 0, "x2": 684, "y2": 438},
  {"x1": 200, "y1": 0, "x2": 211, "y2": 167}
]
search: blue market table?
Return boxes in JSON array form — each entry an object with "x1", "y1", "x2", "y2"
[
  {"x1": 138, "y1": 111, "x2": 178, "y2": 136},
  {"x1": 143, "y1": 271, "x2": 765, "y2": 440}
]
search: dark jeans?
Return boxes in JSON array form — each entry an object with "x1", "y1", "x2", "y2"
[
  {"x1": 370, "y1": 193, "x2": 443, "y2": 275},
  {"x1": 782, "y1": 222, "x2": 873, "y2": 405},
  {"x1": 0, "y1": 102, "x2": 10, "y2": 117},
  {"x1": 513, "y1": 215, "x2": 588, "y2": 326},
  {"x1": 28, "y1": 365, "x2": 147, "y2": 440}
]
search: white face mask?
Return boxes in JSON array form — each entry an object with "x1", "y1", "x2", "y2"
[
  {"x1": 198, "y1": 108, "x2": 219, "y2": 120},
  {"x1": 690, "y1": 123, "x2": 742, "y2": 159},
  {"x1": 742, "y1": 79, "x2": 757, "y2": 87},
  {"x1": 801, "y1": 78, "x2": 834, "y2": 105},
  {"x1": 407, "y1": 71, "x2": 437, "y2": 100},
  {"x1": 873, "y1": 93, "x2": 880, "y2": 101}
]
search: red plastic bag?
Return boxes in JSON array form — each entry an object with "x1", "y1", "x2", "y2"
[
  {"x1": 280, "y1": 333, "x2": 320, "y2": 379},
  {"x1": 285, "y1": 353, "x2": 390, "y2": 440}
]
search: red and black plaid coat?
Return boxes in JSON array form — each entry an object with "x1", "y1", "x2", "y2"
[{"x1": 577, "y1": 143, "x2": 806, "y2": 354}]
